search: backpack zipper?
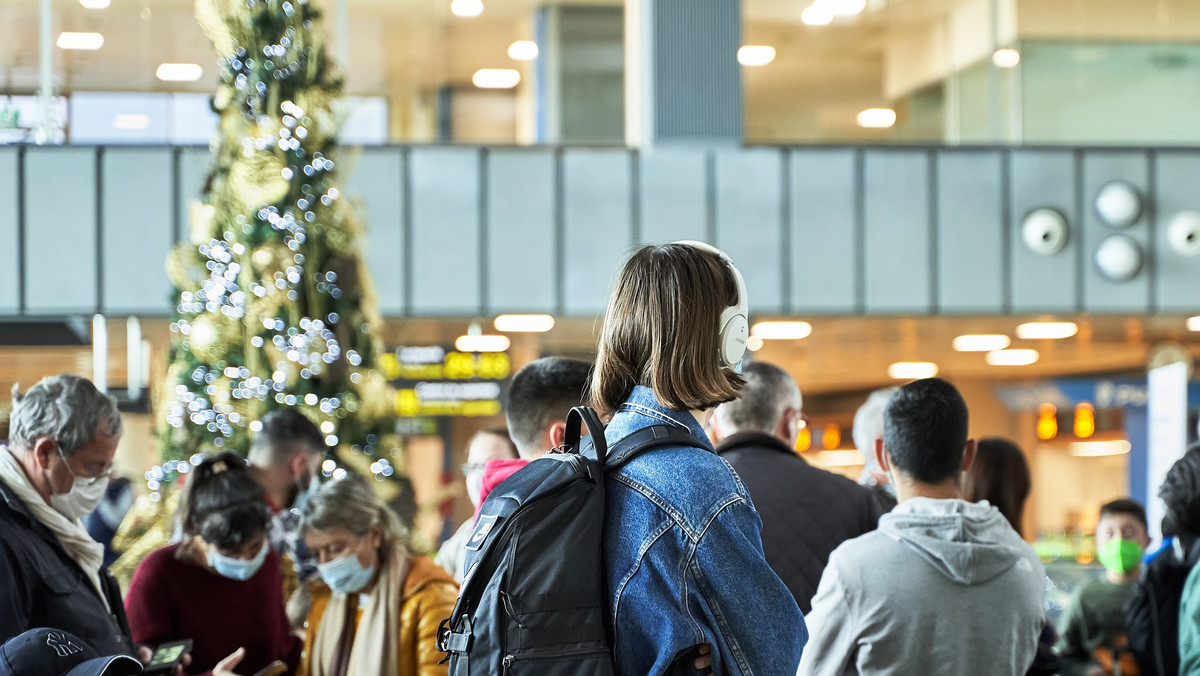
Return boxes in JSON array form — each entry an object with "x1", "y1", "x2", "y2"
[{"x1": 502, "y1": 647, "x2": 610, "y2": 671}]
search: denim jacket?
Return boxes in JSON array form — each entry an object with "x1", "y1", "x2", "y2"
[{"x1": 601, "y1": 386, "x2": 807, "y2": 675}]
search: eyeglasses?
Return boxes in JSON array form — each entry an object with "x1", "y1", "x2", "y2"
[
  {"x1": 460, "y1": 462, "x2": 487, "y2": 476},
  {"x1": 57, "y1": 446, "x2": 113, "y2": 487}
]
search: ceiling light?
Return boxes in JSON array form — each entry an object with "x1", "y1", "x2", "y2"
[
  {"x1": 738, "y1": 45, "x2": 776, "y2": 67},
  {"x1": 1094, "y1": 234, "x2": 1144, "y2": 282},
  {"x1": 1068, "y1": 440, "x2": 1131, "y2": 457},
  {"x1": 56, "y1": 32, "x2": 104, "y2": 50},
  {"x1": 80, "y1": 0, "x2": 110, "y2": 8},
  {"x1": 156, "y1": 63, "x2": 204, "y2": 82},
  {"x1": 751, "y1": 321, "x2": 812, "y2": 340},
  {"x1": 985, "y1": 348, "x2": 1039, "y2": 366},
  {"x1": 809, "y1": 450, "x2": 865, "y2": 467},
  {"x1": 992, "y1": 48, "x2": 1021, "y2": 68},
  {"x1": 507, "y1": 40, "x2": 539, "y2": 61},
  {"x1": 856, "y1": 108, "x2": 896, "y2": 129},
  {"x1": 952, "y1": 334, "x2": 1011, "y2": 352},
  {"x1": 455, "y1": 334, "x2": 510, "y2": 353},
  {"x1": 472, "y1": 69, "x2": 520, "y2": 89},
  {"x1": 1189, "y1": 316, "x2": 1200, "y2": 331},
  {"x1": 450, "y1": 0, "x2": 483, "y2": 17},
  {"x1": 818, "y1": 0, "x2": 866, "y2": 16},
  {"x1": 746, "y1": 336, "x2": 765, "y2": 352},
  {"x1": 111, "y1": 114, "x2": 151, "y2": 130},
  {"x1": 887, "y1": 362, "x2": 938, "y2": 379},
  {"x1": 493, "y1": 314, "x2": 555, "y2": 332},
  {"x1": 1094, "y1": 180, "x2": 1142, "y2": 227},
  {"x1": 801, "y1": 4, "x2": 834, "y2": 26},
  {"x1": 1016, "y1": 321, "x2": 1078, "y2": 340}
]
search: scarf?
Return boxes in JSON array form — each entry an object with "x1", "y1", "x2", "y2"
[
  {"x1": 0, "y1": 446, "x2": 108, "y2": 608},
  {"x1": 311, "y1": 548, "x2": 409, "y2": 676}
]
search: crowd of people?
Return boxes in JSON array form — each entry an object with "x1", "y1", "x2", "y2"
[{"x1": 1, "y1": 241, "x2": 1199, "y2": 676}]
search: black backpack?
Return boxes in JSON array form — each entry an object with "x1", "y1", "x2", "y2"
[{"x1": 436, "y1": 406, "x2": 706, "y2": 675}]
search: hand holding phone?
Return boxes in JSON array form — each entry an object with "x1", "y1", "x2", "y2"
[{"x1": 142, "y1": 639, "x2": 192, "y2": 675}]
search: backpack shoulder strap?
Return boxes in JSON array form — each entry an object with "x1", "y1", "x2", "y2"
[{"x1": 602, "y1": 425, "x2": 708, "y2": 473}]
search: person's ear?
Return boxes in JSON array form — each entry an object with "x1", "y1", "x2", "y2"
[
  {"x1": 369, "y1": 524, "x2": 384, "y2": 551},
  {"x1": 548, "y1": 421, "x2": 567, "y2": 450},
  {"x1": 874, "y1": 438, "x2": 890, "y2": 474},
  {"x1": 773, "y1": 408, "x2": 791, "y2": 443},
  {"x1": 961, "y1": 438, "x2": 978, "y2": 473},
  {"x1": 288, "y1": 453, "x2": 307, "y2": 480},
  {"x1": 32, "y1": 437, "x2": 58, "y2": 471}
]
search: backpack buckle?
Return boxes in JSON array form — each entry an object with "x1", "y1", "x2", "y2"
[{"x1": 436, "y1": 616, "x2": 473, "y2": 655}]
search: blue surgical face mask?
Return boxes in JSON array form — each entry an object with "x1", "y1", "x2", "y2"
[
  {"x1": 293, "y1": 474, "x2": 321, "y2": 514},
  {"x1": 317, "y1": 552, "x2": 377, "y2": 594},
  {"x1": 207, "y1": 540, "x2": 269, "y2": 581}
]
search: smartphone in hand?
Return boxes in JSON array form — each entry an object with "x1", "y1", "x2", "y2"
[{"x1": 142, "y1": 639, "x2": 192, "y2": 675}]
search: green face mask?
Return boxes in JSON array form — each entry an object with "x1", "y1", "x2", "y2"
[{"x1": 1097, "y1": 538, "x2": 1144, "y2": 575}]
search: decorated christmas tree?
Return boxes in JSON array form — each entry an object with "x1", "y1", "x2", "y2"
[{"x1": 156, "y1": 0, "x2": 400, "y2": 492}]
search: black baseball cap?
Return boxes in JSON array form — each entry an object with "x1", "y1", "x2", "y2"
[{"x1": 0, "y1": 629, "x2": 142, "y2": 676}]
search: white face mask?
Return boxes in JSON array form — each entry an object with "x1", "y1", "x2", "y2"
[{"x1": 49, "y1": 448, "x2": 110, "y2": 522}]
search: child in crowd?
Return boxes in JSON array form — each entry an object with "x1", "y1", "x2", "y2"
[{"x1": 1057, "y1": 498, "x2": 1152, "y2": 676}]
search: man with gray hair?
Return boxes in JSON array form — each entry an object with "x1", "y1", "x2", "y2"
[
  {"x1": 0, "y1": 374, "x2": 133, "y2": 655},
  {"x1": 713, "y1": 361, "x2": 882, "y2": 614},
  {"x1": 853, "y1": 386, "x2": 899, "y2": 512}
]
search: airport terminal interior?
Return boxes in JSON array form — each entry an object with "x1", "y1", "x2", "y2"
[{"x1": 1, "y1": 0, "x2": 1200, "y2": 672}]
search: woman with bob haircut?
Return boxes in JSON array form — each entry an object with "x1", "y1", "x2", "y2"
[
  {"x1": 591, "y1": 242, "x2": 807, "y2": 675},
  {"x1": 961, "y1": 437, "x2": 1032, "y2": 537},
  {"x1": 125, "y1": 452, "x2": 301, "y2": 675},
  {"x1": 299, "y1": 475, "x2": 456, "y2": 676}
]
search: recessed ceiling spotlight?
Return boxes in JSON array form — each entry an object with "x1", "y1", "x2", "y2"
[
  {"x1": 1068, "y1": 440, "x2": 1132, "y2": 457},
  {"x1": 887, "y1": 362, "x2": 938, "y2": 379},
  {"x1": 856, "y1": 108, "x2": 896, "y2": 129},
  {"x1": 1016, "y1": 321, "x2": 1078, "y2": 340},
  {"x1": 801, "y1": 4, "x2": 834, "y2": 26},
  {"x1": 156, "y1": 63, "x2": 204, "y2": 82},
  {"x1": 750, "y1": 321, "x2": 812, "y2": 340},
  {"x1": 507, "y1": 40, "x2": 539, "y2": 61},
  {"x1": 80, "y1": 0, "x2": 111, "y2": 8},
  {"x1": 472, "y1": 69, "x2": 520, "y2": 89},
  {"x1": 992, "y1": 48, "x2": 1021, "y2": 68},
  {"x1": 493, "y1": 314, "x2": 555, "y2": 332},
  {"x1": 57, "y1": 32, "x2": 105, "y2": 50},
  {"x1": 985, "y1": 349, "x2": 1039, "y2": 366},
  {"x1": 952, "y1": 334, "x2": 1011, "y2": 352},
  {"x1": 451, "y1": 0, "x2": 483, "y2": 17},
  {"x1": 737, "y1": 45, "x2": 777, "y2": 67}
]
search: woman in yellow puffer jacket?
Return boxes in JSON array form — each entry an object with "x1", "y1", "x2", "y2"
[{"x1": 299, "y1": 476, "x2": 456, "y2": 676}]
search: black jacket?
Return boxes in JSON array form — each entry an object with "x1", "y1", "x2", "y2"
[
  {"x1": 716, "y1": 432, "x2": 883, "y2": 614},
  {"x1": 0, "y1": 477, "x2": 133, "y2": 655},
  {"x1": 1124, "y1": 536, "x2": 1200, "y2": 676}
]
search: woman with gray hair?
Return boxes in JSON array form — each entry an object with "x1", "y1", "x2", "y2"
[{"x1": 300, "y1": 475, "x2": 456, "y2": 676}]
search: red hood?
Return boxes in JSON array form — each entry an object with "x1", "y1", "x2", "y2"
[{"x1": 473, "y1": 458, "x2": 530, "y2": 519}]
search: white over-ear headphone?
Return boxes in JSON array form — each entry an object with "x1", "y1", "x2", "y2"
[{"x1": 675, "y1": 241, "x2": 749, "y2": 368}]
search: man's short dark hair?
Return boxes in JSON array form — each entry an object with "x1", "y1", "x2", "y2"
[
  {"x1": 1160, "y1": 444, "x2": 1200, "y2": 537},
  {"x1": 1099, "y1": 498, "x2": 1148, "y2": 531},
  {"x1": 249, "y1": 409, "x2": 324, "y2": 466},
  {"x1": 506, "y1": 357, "x2": 592, "y2": 457},
  {"x1": 883, "y1": 378, "x2": 969, "y2": 484}
]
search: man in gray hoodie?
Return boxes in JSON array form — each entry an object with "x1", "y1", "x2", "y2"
[{"x1": 798, "y1": 378, "x2": 1045, "y2": 676}]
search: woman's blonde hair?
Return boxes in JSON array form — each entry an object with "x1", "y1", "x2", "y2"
[
  {"x1": 301, "y1": 475, "x2": 409, "y2": 563},
  {"x1": 590, "y1": 243, "x2": 744, "y2": 414}
]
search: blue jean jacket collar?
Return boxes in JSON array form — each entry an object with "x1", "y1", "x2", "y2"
[{"x1": 605, "y1": 385, "x2": 714, "y2": 453}]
